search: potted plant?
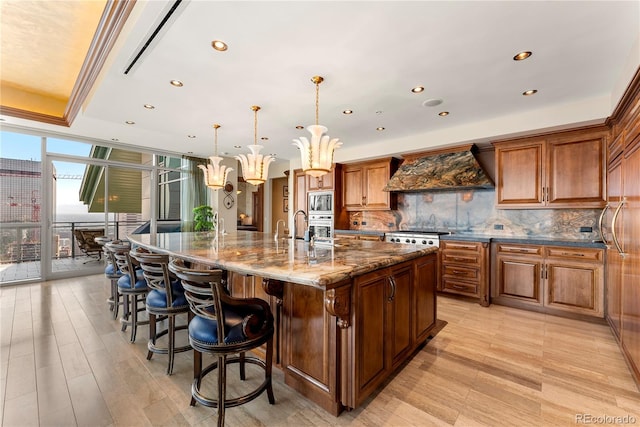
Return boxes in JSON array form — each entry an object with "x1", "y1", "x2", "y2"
[{"x1": 193, "y1": 205, "x2": 215, "y2": 232}]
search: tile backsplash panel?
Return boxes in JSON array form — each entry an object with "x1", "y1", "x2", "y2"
[{"x1": 348, "y1": 190, "x2": 601, "y2": 241}]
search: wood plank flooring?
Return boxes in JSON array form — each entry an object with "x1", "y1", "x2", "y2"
[{"x1": 1, "y1": 275, "x2": 639, "y2": 426}]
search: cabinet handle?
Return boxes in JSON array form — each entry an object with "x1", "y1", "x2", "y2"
[
  {"x1": 597, "y1": 204, "x2": 609, "y2": 245},
  {"x1": 452, "y1": 257, "x2": 467, "y2": 262},
  {"x1": 451, "y1": 285, "x2": 466, "y2": 290},
  {"x1": 388, "y1": 276, "x2": 397, "y2": 302},
  {"x1": 452, "y1": 270, "x2": 466, "y2": 275},
  {"x1": 611, "y1": 197, "x2": 627, "y2": 257},
  {"x1": 562, "y1": 252, "x2": 583, "y2": 257}
]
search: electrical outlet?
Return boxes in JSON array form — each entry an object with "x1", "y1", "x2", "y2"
[
  {"x1": 353, "y1": 221, "x2": 358, "y2": 225},
  {"x1": 388, "y1": 223, "x2": 394, "y2": 227},
  {"x1": 580, "y1": 226, "x2": 593, "y2": 232},
  {"x1": 361, "y1": 221, "x2": 367, "y2": 226},
  {"x1": 494, "y1": 224, "x2": 504, "y2": 230}
]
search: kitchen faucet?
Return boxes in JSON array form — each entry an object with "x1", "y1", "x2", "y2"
[
  {"x1": 293, "y1": 209, "x2": 308, "y2": 240},
  {"x1": 275, "y1": 219, "x2": 286, "y2": 241}
]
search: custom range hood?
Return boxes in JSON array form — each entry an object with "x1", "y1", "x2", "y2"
[{"x1": 383, "y1": 144, "x2": 494, "y2": 192}]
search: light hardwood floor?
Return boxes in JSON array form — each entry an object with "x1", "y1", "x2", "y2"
[{"x1": 1, "y1": 275, "x2": 639, "y2": 426}]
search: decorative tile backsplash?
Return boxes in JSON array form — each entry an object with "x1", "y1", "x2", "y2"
[{"x1": 348, "y1": 190, "x2": 602, "y2": 241}]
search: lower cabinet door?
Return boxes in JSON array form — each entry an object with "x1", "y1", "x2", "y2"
[
  {"x1": 495, "y1": 254, "x2": 543, "y2": 306},
  {"x1": 545, "y1": 261, "x2": 603, "y2": 316}
]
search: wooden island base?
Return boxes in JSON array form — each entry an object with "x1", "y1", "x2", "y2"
[
  {"x1": 128, "y1": 232, "x2": 438, "y2": 415},
  {"x1": 243, "y1": 254, "x2": 438, "y2": 415}
]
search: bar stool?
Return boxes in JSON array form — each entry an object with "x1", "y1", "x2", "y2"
[
  {"x1": 106, "y1": 240, "x2": 148, "y2": 342},
  {"x1": 95, "y1": 236, "x2": 123, "y2": 318},
  {"x1": 129, "y1": 247, "x2": 192, "y2": 375},
  {"x1": 169, "y1": 259, "x2": 275, "y2": 427}
]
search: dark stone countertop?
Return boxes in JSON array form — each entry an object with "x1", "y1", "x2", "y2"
[{"x1": 441, "y1": 233, "x2": 606, "y2": 249}]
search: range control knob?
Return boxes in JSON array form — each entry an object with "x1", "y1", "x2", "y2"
[
  {"x1": 405, "y1": 239, "x2": 411, "y2": 243},
  {"x1": 428, "y1": 240, "x2": 434, "y2": 245},
  {"x1": 421, "y1": 240, "x2": 427, "y2": 245},
  {"x1": 411, "y1": 239, "x2": 416, "y2": 244}
]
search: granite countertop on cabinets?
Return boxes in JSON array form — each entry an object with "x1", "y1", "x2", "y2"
[
  {"x1": 441, "y1": 233, "x2": 606, "y2": 249},
  {"x1": 128, "y1": 231, "x2": 436, "y2": 289}
]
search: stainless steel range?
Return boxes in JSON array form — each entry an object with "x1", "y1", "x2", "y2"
[{"x1": 384, "y1": 231, "x2": 452, "y2": 248}]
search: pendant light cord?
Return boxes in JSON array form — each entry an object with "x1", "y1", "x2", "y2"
[{"x1": 315, "y1": 81, "x2": 320, "y2": 126}]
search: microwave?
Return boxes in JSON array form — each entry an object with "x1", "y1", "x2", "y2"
[{"x1": 308, "y1": 191, "x2": 333, "y2": 215}]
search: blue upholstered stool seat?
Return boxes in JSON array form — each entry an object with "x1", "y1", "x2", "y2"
[
  {"x1": 117, "y1": 269, "x2": 146, "y2": 290},
  {"x1": 146, "y1": 287, "x2": 188, "y2": 309}
]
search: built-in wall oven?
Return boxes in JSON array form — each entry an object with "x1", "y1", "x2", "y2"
[
  {"x1": 308, "y1": 214, "x2": 333, "y2": 239},
  {"x1": 308, "y1": 191, "x2": 333, "y2": 215},
  {"x1": 308, "y1": 191, "x2": 334, "y2": 239}
]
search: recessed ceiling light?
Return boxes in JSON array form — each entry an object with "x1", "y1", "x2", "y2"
[
  {"x1": 261, "y1": 137, "x2": 269, "y2": 141},
  {"x1": 423, "y1": 98, "x2": 443, "y2": 107},
  {"x1": 343, "y1": 109, "x2": 353, "y2": 115},
  {"x1": 111, "y1": 138, "x2": 119, "y2": 141},
  {"x1": 270, "y1": 153, "x2": 277, "y2": 157},
  {"x1": 513, "y1": 51, "x2": 532, "y2": 61},
  {"x1": 376, "y1": 110, "x2": 383, "y2": 114},
  {"x1": 187, "y1": 151, "x2": 193, "y2": 154},
  {"x1": 143, "y1": 104, "x2": 155, "y2": 109},
  {"x1": 234, "y1": 145, "x2": 242, "y2": 149},
  {"x1": 0, "y1": 118, "x2": 5, "y2": 122},
  {"x1": 187, "y1": 135, "x2": 196, "y2": 138},
  {"x1": 438, "y1": 111, "x2": 449, "y2": 116},
  {"x1": 125, "y1": 120, "x2": 135, "y2": 124},
  {"x1": 523, "y1": 89, "x2": 538, "y2": 96},
  {"x1": 211, "y1": 40, "x2": 228, "y2": 51},
  {"x1": 170, "y1": 80, "x2": 183, "y2": 87},
  {"x1": 376, "y1": 127, "x2": 385, "y2": 131},
  {"x1": 411, "y1": 86, "x2": 425, "y2": 94},
  {"x1": 295, "y1": 125, "x2": 304, "y2": 130}
]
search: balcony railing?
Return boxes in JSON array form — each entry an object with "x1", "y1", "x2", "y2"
[{"x1": 0, "y1": 220, "x2": 146, "y2": 264}]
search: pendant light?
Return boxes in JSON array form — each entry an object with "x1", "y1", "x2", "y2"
[
  {"x1": 235, "y1": 106, "x2": 275, "y2": 186},
  {"x1": 293, "y1": 76, "x2": 342, "y2": 178},
  {"x1": 198, "y1": 124, "x2": 233, "y2": 190}
]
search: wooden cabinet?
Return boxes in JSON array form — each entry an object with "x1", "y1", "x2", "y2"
[
  {"x1": 493, "y1": 126, "x2": 607, "y2": 208},
  {"x1": 438, "y1": 240, "x2": 490, "y2": 306},
  {"x1": 306, "y1": 167, "x2": 335, "y2": 191},
  {"x1": 620, "y1": 135, "x2": 640, "y2": 383},
  {"x1": 492, "y1": 243, "x2": 604, "y2": 318},
  {"x1": 351, "y1": 254, "x2": 436, "y2": 407},
  {"x1": 605, "y1": 155, "x2": 623, "y2": 338},
  {"x1": 342, "y1": 158, "x2": 398, "y2": 211},
  {"x1": 494, "y1": 243, "x2": 544, "y2": 306}
]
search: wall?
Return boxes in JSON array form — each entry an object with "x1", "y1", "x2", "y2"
[
  {"x1": 349, "y1": 189, "x2": 601, "y2": 241},
  {"x1": 270, "y1": 177, "x2": 288, "y2": 234}
]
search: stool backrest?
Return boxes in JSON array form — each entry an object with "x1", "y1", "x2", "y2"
[
  {"x1": 105, "y1": 240, "x2": 135, "y2": 286},
  {"x1": 169, "y1": 258, "x2": 273, "y2": 345},
  {"x1": 130, "y1": 248, "x2": 178, "y2": 307}
]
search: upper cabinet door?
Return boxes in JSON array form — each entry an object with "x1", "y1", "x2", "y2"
[
  {"x1": 546, "y1": 131, "x2": 607, "y2": 208},
  {"x1": 494, "y1": 126, "x2": 608, "y2": 209},
  {"x1": 307, "y1": 167, "x2": 335, "y2": 191},
  {"x1": 363, "y1": 161, "x2": 393, "y2": 210},
  {"x1": 495, "y1": 140, "x2": 545, "y2": 207},
  {"x1": 343, "y1": 165, "x2": 364, "y2": 210}
]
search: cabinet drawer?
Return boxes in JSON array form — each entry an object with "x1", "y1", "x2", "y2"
[
  {"x1": 440, "y1": 241, "x2": 481, "y2": 253},
  {"x1": 545, "y1": 246, "x2": 603, "y2": 262},
  {"x1": 442, "y1": 278, "x2": 478, "y2": 294},
  {"x1": 442, "y1": 253, "x2": 480, "y2": 265},
  {"x1": 443, "y1": 265, "x2": 479, "y2": 281},
  {"x1": 496, "y1": 244, "x2": 543, "y2": 256}
]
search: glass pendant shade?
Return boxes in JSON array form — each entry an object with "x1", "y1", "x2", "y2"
[
  {"x1": 235, "y1": 106, "x2": 274, "y2": 186},
  {"x1": 293, "y1": 76, "x2": 342, "y2": 178},
  {"x1": 293, "y1": 124, "x2": 342, "y2": 178},
  {"x1": 198, "y1": 124, "x2": 232, "y2": 190}
]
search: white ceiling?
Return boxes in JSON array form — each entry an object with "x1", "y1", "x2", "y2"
[{"x1": 3, "y1": 1, "x2": 639, "y2": 165}]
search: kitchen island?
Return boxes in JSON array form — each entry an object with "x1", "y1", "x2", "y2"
[{"x1": 127, "y1": 231, "x2": 438, "y2": 415}]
